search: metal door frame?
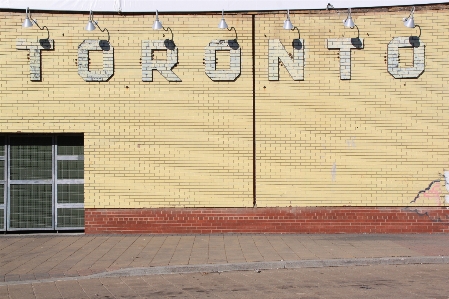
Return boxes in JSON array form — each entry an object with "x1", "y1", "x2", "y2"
[{"x1": 0, "y1": 136, "x2": 5, "y2": 231}]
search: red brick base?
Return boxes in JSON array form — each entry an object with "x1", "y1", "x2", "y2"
[{"x1": 84, "y1": 207, "x2": 449, "y2": 234}]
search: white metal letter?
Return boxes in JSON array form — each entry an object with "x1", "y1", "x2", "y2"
[
  {"x1": 387, "y1": 36, "x2": 425, "y2": 79},
  {"x1": 204, "y1": 40, "x2": 241, "y2": 81},
  {"x1": 142, "y1": 40, "x2": 181, "y2": 82},
  {"x1": 268, "y1": 39, "x2": 304, "y2": 81},
  {"x1": 327, "y1": 38, "x2": 364, "y2": 80},
  {"x1": 78, "y1": 40, "x2": 114, "y2": 82},
  {"x1": 16, "y1": 39, "x2": 54, "y2": 81}
]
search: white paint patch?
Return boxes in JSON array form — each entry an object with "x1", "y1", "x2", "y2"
[
  {"x1": 346, "y1": 137, "x2": 356, "y2": 147},
  {"x1": 444, "y1": 171, "x2": 449, "y2": 192},
  {"x1": 332, "y1": 162, "x2": 337, "y2": 182}
]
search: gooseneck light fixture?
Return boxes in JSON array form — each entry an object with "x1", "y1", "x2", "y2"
[
  {"x1": 283, "y1": 10, "x2": 300, "y2": 39},
  {"x1": 85, "y1": 11, "x2": 110, "y2": 41},
  {"x1": 403, "y1": 6, "x2": 415, "y2": 28},
  {"x1": 343, "y1": 8, "x2": 355, "y2": 28},
  {"x1": 218, "y1": 10, "x2": 237, "y2": 41},
  {"x1": 343, "y1": 8, "x2": 359, "y2": 38},
  {"x1": 22, "y1": 7, "x2": 33, "y2": 27},
  {"x1": 22, "y1": 7, "x2": 50, "y2": 40},
  {"x1": 403, "y1": 6, "x2": 421, "y2": 37},
  {"x1": 152, "y1": 10, "x2": 163, "y2": 30},
  {"x1": 152, "y1": 10, "x2": 173, "y2": 41}
]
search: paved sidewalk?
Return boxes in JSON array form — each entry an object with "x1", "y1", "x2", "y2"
[{"x1": 1, "y1": 234, "x2": 449, "y2": 285}]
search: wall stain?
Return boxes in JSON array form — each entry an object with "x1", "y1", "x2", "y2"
[
  {"x1": 401, "y1": 207, "x2": 449, "y2": 224},
  {"x1": 331, "y1": 162, "x2": 337, "y2": 182}
]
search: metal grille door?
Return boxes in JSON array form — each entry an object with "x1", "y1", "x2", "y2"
[
  {"x1": 4, "y1": 135, "x2": 84, "y2": 231},
  {"x1": 55, "y1": 135, "x2": 84, "y2": 229},
  {"x1": 9, "y1": 137, "x2": 53, "y2": 229}
]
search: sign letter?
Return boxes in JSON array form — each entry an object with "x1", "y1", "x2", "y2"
[
  {"x1": 268, "y1": 39, "x2": 304, "y2": 81},
  {"x1": 16, "y1": 39, "x2": 54, "y2": 81},
  {"x1": 205, "y1": 40, "x2": 241, "y2": 81},
  {"x1": 327, "y1": 38, "x2": 364, "y2": 80},
  {"x1": 387, "y1": 36, "x2": 425, "y2": 79},
  {"x1": 78, "y1": 40, "x2": 114, "y2": 82},
  {"x1": 142, "y1": 40, "x2": 181, "y2": 82}
]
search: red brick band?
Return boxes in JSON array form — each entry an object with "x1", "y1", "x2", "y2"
[{"x1": 85, "y1": 207, "x2": 449, "y2": 234}]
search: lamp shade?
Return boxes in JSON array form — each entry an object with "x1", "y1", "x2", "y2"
[
  {"x1": 85, "y1": 20, "x2": 96, "y2": 31},
  {"x1": 403, "y1": 7, "x2": 416, "y2": 28},
  {"x1": 283, "y1": 19, "x2": 293, "y2": 30},
  {"x1": 343, "y1": 8, "x2": 355, "y2": 29},
  {"x1": 403, "y1": 17, "x2": 415, "y2": 28},
  {"x1": 153, "y1": 19, "x2": 163, "y2": 30},
  {"x1": 343, "y1": 17, "x2": 355, "y2": 28},
  {"x1": 218, "y1": 18, "x2": 228, "y2": 29},
  {"x1": 22, "y1": 17, "x2": 33, "y2": 27}
]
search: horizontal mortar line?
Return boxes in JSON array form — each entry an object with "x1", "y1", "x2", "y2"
[{"x1": 1, "y1": 256, "x2": 449, "y2": 286}]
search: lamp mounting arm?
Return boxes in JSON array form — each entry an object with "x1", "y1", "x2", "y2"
[{"x1": 407, "y1": 6, "x2": 415, "y2": 20}]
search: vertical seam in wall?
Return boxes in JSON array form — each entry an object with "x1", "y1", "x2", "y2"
[{"x1": 252, "y1": 14, "x2": 256, "y2": 208}]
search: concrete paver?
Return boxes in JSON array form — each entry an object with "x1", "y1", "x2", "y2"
[
  {"x1": 81, "y1": 278, "x2": 115, "y2": 297},
  {"x1": 0, "y1": 233, "x2": 449, "y2": 298}
]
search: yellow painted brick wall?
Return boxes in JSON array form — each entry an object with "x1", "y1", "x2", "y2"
[
  {"x1": 1, "y1": 5, "x2": 448, "y2": 209},
  {"x1": 256, "y1": 7, "x2": 449, "y2": 207},
  {"x1": 0, "y1": 11, "x2": 253, "y2": 208}
]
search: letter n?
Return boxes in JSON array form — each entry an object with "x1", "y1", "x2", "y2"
[{"x1": 268, "y1": 39, "x2": 304, "y2": 81}]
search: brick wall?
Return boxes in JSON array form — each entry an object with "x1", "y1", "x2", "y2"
[
  {"x1": 85, "y1": 207, "x2": 449, "y2": 234},
  {"x1": 256, "y1": 8, "x2": 449, "y2": 207},
  {"x1": 0, "y1": 12, "x2": 254, "y2": 208},
  {"x1": 0, "y1": 6, "x2": 449, "y2": 231}
]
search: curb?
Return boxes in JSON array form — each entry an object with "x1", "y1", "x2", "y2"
[
  {"x1": 98, "y1": 256, "x2": 449, "y2": 277},
  {"x1": 2, "y1": 256, "x2": 449, "y2": 286}
]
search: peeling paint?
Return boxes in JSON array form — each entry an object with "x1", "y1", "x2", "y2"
[
  {"x1": 444, "y1": 171, "x2": 449, "y2": 204},
  {"x1": 411, "y1": 178, "x2": 442, "y2": 204}
]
